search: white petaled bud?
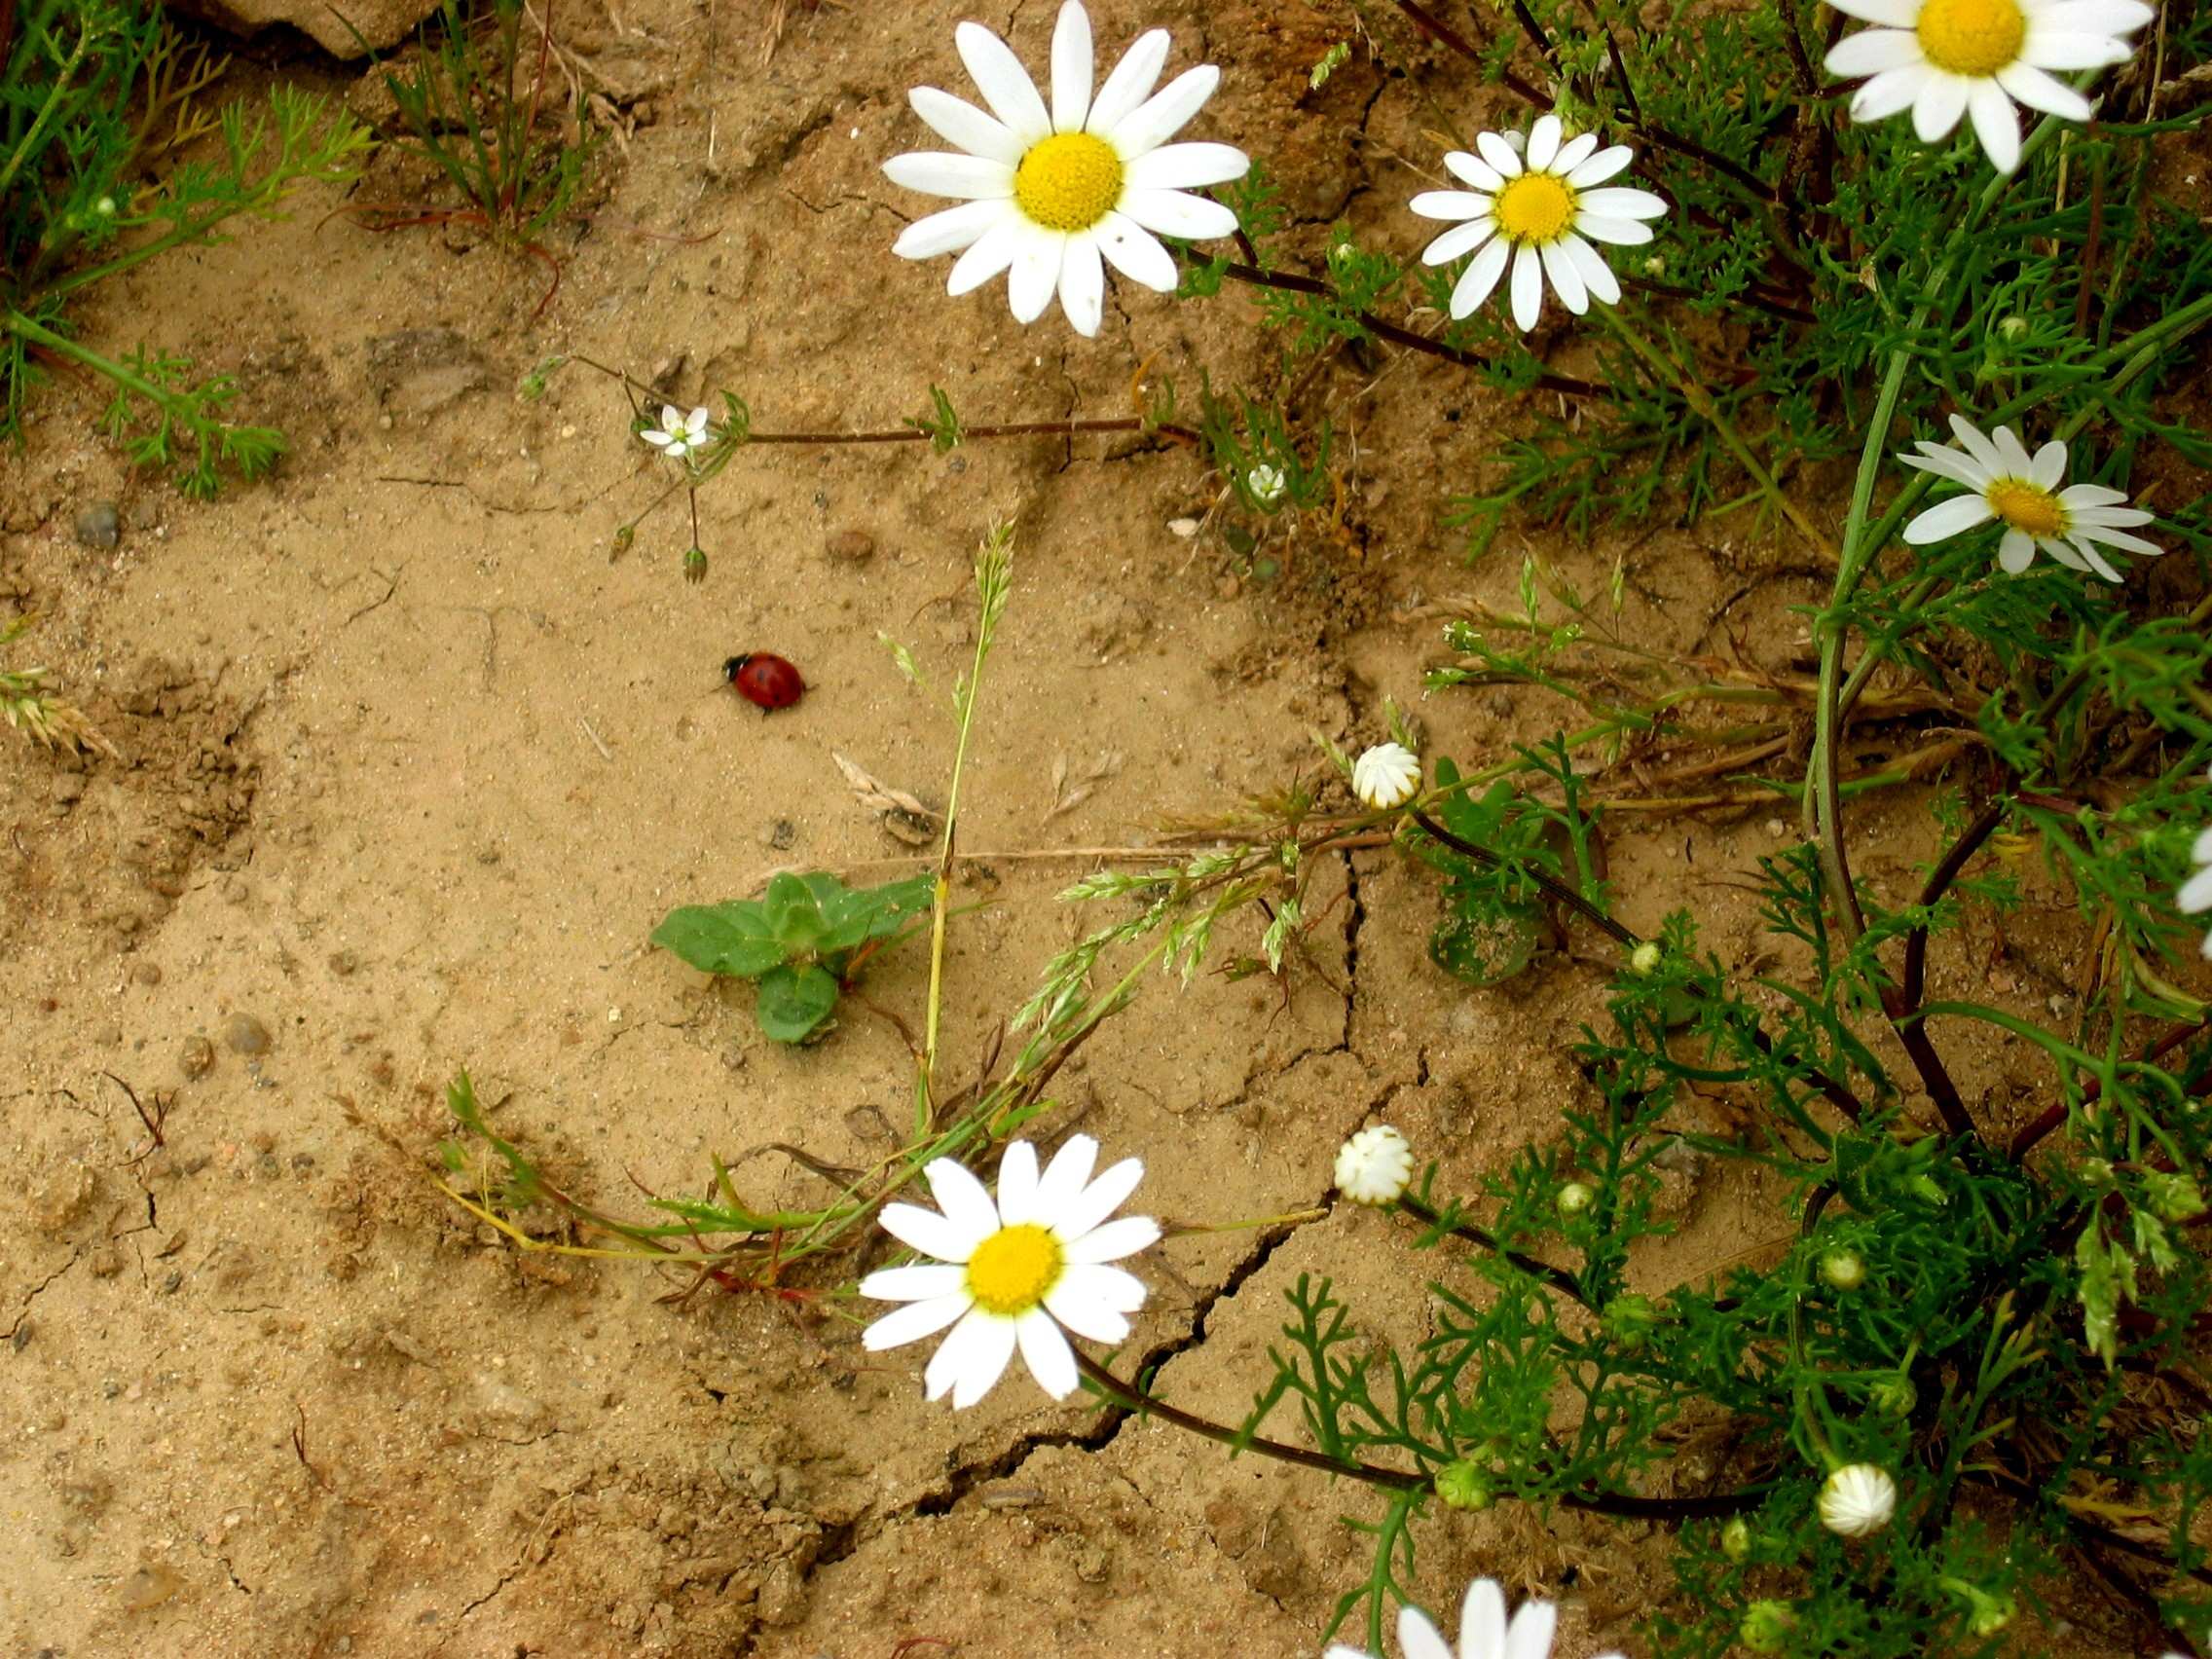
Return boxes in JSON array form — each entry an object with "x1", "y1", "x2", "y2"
[
  {"x1": 1818, "y1": 1463, "x2": 1897, "y2": 1537},
  {"x1": 1335, "y1": 1125, "x2": 1414, "y2": 1205},
  {"x1": 1246, "y1": 463, "x2": 1286, "y2": 507},
  {"x1": 1351, "y1": 742, "x2": 1420, "y2": 811},
  {"x1": 1998, "y1": 314, "x2": 2029, "y2": 341}
]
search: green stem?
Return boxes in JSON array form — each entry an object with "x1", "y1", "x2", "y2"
[
  {"x1": 0, "y1": 18, "x2": 95, "y2": 208},
  {"x1": 4, "y1": 307, "x2": 168, "y2": 409}
]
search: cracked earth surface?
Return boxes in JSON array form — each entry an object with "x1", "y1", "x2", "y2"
[{"x1": 0, "y1": 1, "x2": 2132, "y2": 1655}]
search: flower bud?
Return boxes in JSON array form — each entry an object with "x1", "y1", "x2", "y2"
[
  {"x1": 1869, "y1": 1375, "x2": 1917, "y2": 1418},
  {"x1": 2146, "y1": 1171, "x2": 2206, "y2": 1223},
  {"x1": 1335, "y1": 1124, "x2": 1414, "y2": 1205},
  {"x1": 1719, "y1": 1517, "x2": 1751, "y2": 1561},
  {"x1": 1555, "y1": 1181, "x2": 1595, "y2": 1218},
  {"x1": 1435, "y1": 1460, "x2": 1493, "y2": 1511},
  {"x1": 1997, "y1": 314, "x2": 2028, "y2": 341},
  {"x1": 1628, "y1": 940, "x2": 1662, "y2": 976},
  {"x1": 1603, "y1": 1293, "x2": 1660, "y2": 1348},
  {"x1": 1818, "y1": 1463, "x2": 1897, "y2": 1536},
  {"x1": 1740, "y1": 1600, "x2": 1794, "y2": 1651},
  {"x1": 1819, "y1": 1248, "x2": 1865, "y2": 1291}
]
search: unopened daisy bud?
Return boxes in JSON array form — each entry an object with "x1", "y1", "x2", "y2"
[
  {"x1": 1246, "y1": 463, "x2": 1286, "y2": 507},
  {"x1": 1335, "y1": 1124, "x2": 1414, "y2": 1205},
  {"x1": 1997, "y1": 315, "x2": 2028, "y2": 341},
  {"x1": 1740, "y1": 1601, "x2": 1795, "y2": 1652},
  {"x1": 1818, "y1": 1463, "x2": 1897, "y2": 1537},
  {"x1": 2079, "y1": 1157, "x2": 2115, "y2": 1188},
  {"x1": 1603, "y1": 1293, "x2": 1660, "y2": 1348},
  {"x1": 1941, "y1": 1578, "x2": 2014, "y2": 1637},
  {"x1": 1351, "y1": 742, "x2": 1420, "y2": 811},
  {"x1": 2146, "y1": 1171, "x2": 2207, "y2": 1223},
  {"x1": 1555, "y1": 1180, "x2": 1595, "y2": 1218},
  {"x1": 1870, "y1": 1375, "x2": 1917, "y2": 1418},
  {"x1": 1820, "y1": 1248, "x2": 1865, "y2": 1291},
  {"x1": 1435, "y1": 1459, "x2": 1493, "y2": 1511},
  {"x1": 1628, "y1": 940, "x2": 1662, "y2": 975},
  {"x1": 1719, "y1": 1517, "x2": 1751, "y2": 1561}
]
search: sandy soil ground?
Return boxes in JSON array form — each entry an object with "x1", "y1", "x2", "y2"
[{"x1": 0, "y1": 2, "x2": 2182, "y2": 1655}]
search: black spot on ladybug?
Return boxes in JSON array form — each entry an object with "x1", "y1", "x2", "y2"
[{"x1": 724, "y1": 653, "x2": 806, "y2": 712}]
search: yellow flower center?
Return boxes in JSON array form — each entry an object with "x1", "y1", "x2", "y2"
[
  {"x1": 1013, "y1": 132, "x2": 1124, "y2": 233},
  {"x1": 1986, "y1": 478, "x2": 2066, "y2": 537},
  {"x1": 1493, "y1": 172, "x2": 1577, "y2": 245},
  {"x1": 1916, "y1": 0, "x2": 2026, "y2": 77},
  {"x1": 965, "y1": 1223, "x2": 1064, "y2": 1316}
]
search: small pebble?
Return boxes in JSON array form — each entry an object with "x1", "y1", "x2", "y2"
[
  {"x1": 1166, "y1": 517, "x2": 1199, "y2": 538},
  {"x1": 73, "y1": 500, "x2": 120, "y2": 550},
  {"x1": 133, "y1": 962, "x2": 162, "y2": 987},
  {"x1": 179, "y1": 1035, "x2": 214, "y2": 1080},
  {"x1": 223, "y1": 1013, "x2": 272, "y2": 1055},
  {"x1": 825, "y1": 528, "x2": 874, "y2": 563}
]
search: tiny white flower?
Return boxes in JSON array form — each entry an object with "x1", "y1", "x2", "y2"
[
  {"x1": 1409, "y1": 113, "x2": 1668, "y2": 333},
  {"x1": 642, "y1": 404, "x2": 710, "y2": 460},
  {"x1": 883, "y1": 0, "x2": 1250, "y2": 338},
  {"x1": 1247, "y1": 462, "x2": 1286, "y2": 507},
  {"x1": 1335, "y1": 1124, "x2": 1415, "y2": 1206},
  {"x1": 1322, "y1": 1575, "x2": 1628, "y2": 1659},
  {"x1": 1899, "y1": 413, "x2": 2162, "y2": 582},
  {"x1": 1818, "y1": 1463, "x2": 1899, "y2": 1536},
  {"x1": 2177, "y1": 782, "x2": 2212, "y2": 961},
  {"x1": 1823, "y1": 0, "x2": 2153, "y2": 174},
  {"x1": 1352, "y1": 741, "x2": 1421, "y2": 810},
  {"x1": 860, "y1": 1136, "x2": 1158, "y2": 1409}
]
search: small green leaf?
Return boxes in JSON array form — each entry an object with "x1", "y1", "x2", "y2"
[
  {"x1": 761, "y1": 871, "x2": 830, "y2": 952},
  {"x1": 650, "y1": 903, "x2": 785, "y2": 978},
  {"x1": 756, "y1": 963, "x2": 839, "y2": 1043},
  {"x1": 1429, "y1": 899, "x2": 1545, "y2": 987}
]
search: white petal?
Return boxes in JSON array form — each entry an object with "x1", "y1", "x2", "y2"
[
  {"x1": 893, "y1": 198, "x2": 1013, "y2": 260},
  {"x1": 1095, "y1": 212, "x2": 1178, "y2": 289},
  {"x1": 2196, "y1": 828, "x2": 2212, "y2": 865},
  {"x1": 1562, "y1": 234, "x2": 1620, "y2": 305},
  {"x1": 1826, "y1": 0, "x2": 1918, "y2": 23},
  {"x1": 1576, "y1": 186, "x2": 1668, "y2": 221},
  {"x1": 1902, "y1": 493, "x2": 1997, "y2": 543},
  {"x1": 1397, "y1": 1606, "x2": 1455, "y2": 1659},
  {"x1": 1946, "y1": 413, "x2": 2005, "y2": 473},
  {"x1": 2056, "y1": 482, "x2": 2128, "y2": 508},
  {"x1": 682, "y1": 408, "x2": 708, "y2": 434},
  {"x1": 1125, "y1": 140, "x2": 1249, "y2": 190},
  {"x1": 878, "y1": 1200, "x2": 982, "y2": 1262},
  {"x1": 658, "y1": 403, "x2": 682, "y2": 429},
  {"x1": 1045, "y1": 1273, "x2": 1135, "y2": 1343},
  {"x1": 946, "y1": 217, "x2": 1025, "y2": 294},
  {"x1": 1015, "y1": 1309, "x2": 1079, "y2": 1398},
  {"x1": 1827, "y1": 27, "x2": 1925, "y2": 75},
  {"x1": 1056, "y1": 1156, "x2": 1147, "y2": 1240},
  {"x1": 1995, "y1": 59, "x2": 2095, "y2": 115},
  {"x1": 1086, "y1": 27, "x2": 1170, "y2": 136},
  {"x1": 1475, "y1": 130, "x2": 1526, "y2": 179},
  {"x1": 1058, "y1": 233, "x2": 1105, "y2": 336},
  {"x1": 1509, "y1": 241, "x2": 1545, "y2": 332},
  {"x1": 1459, "y1": 1579, "x2": 1508, "y2": 1658},
  {"x1": 1970, "y1": 89, "x2": 2021, "y2": 177},
  {"x1": 1420, "y1": 217, "x2": 1497, "y2": 266},
  {"x1": 1899, "y1": 444, "x2": 1989, "y2": 487},
  {"x1": 883, "y1": 150, "x2": 1015, "y2": 201},
  {"x1": 2068, "y1": 538, "x2": 2124, "y2": 581},
  {"x1": 2040, "y1": 534, "x2": 2092, "y2": 571},
  {"x1": 2069, "y1": 504, "x2": 2153, "y2": 527},
  {"x1": 1998, "y1": 530, "x2": 2037, "y2": 571},
  {"x1": 1057, "y1": 1261, "x2": 1147, "y2": 1313},
  {"x1": 1540, "y1": 239, "x2": 1588, "y2": 313},
  {"x1": 1574, "y1": 214, "x2": 1655, "y2": 245},
  {"x1": 1990, "y1": 424, "x2": 2034, "y2": 474},
  {"x1": 2179, "y1": 863, "x2": 2212, "y2": 915},
  {"x1": 2031, "y1": 439, "x2": 2068, "y2": 488},
  {"x1": 955, "y1": 20, "x2": 1052, "y2": 145},
  {"x1": 1565, "y1": 143, "x2": 1635, "y2": 187},
  {"x1": 1051, "y1": 0, "x2": 1093, "y2": 132},
  {"x1": 1008, "y1": 226, "x2": 1065, "y2": 323},
  {"x1": 2021, "y1": 30, "x2": 2135, "y2": 67},
  {"x1": 1445, "y1": 150, "x2": 1508, "y2": 192},
  {"x1": 642, "y1": 430, "x2": 675, "y2": 448},
  {"x1": 2034, "y1": 0, "x2": 2153, "y2": 31},
  {"x1": 862, "y1": 1291, "x2": 973, "y2": 1351},
  {"x1": 1852, "y1": 62, "x2": 1934, "y2": 121},
  {"x1": 907, "y1": 86, "x2": 1026, "y2": 166},
  {"x1": 995, "y1": 1140, "x2": 1041, "y2": 1225},
  {"x1": 1119, "y1": 187, "x2": 1236, "y2": 240},
  {"x1": 1103, "y1": 64, "x2": 1220, "y2": 156},
  {"x1": 1410, "y1": 189, "x2": 1492, "y2": 223},
  {"x1": 2070, "y1": 524, "x2": 2163, "y2": 555},
  {"x1": 1526, "y1": 113, "x2": 1563, "y2": 170},
  {"x1": 1912, "y1": 74, "x2": 1971, "y2": 142},
  {"x1": 923, "y1": 1156, "x2": 1003, "y2": 1240},
  {"x1": 1451, "y1": 236, "x2": 1512, "y2": 317},
  {"x1": 927, "y1": 1308, "x2": 1018, "y2": 1407},
  {"x1": 860, "y1": 1263, "x2": 968, "y2": 1303},
  {"x1": 1034, "y1": 1135, "x2": 1101, "y2": 1216},
  {"x1": 1063, "y1": 1213, "x2": 1161, "y2": 1264},
  {"x1": 1505, "y1": 1601, "x2": 1561, "y2": 1659},
  {"x1": 1553, "y1": 132, "x2": 1600, "y2": 174}
]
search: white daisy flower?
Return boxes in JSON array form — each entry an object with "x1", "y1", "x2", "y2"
[
  {"x1": 1899, "y1": 413, "x2": 2163, "y2": 581},
  {"x1": 1335, "y1": 1124, "x2": 1416, "y2": 1205},
  {"x1": 1823, "y1": 0, "x2": 2153, "y2": 173},
  {"x1": 642, "y1": 404, "x2": 710, "y2": 460},
  {"x1": 2176, "y1": 789, "x2": 2212, "y2": 961},
  {"x1": 1322, "y1": 1575, "x2": 1628, "y2": 1659},
  {"x1": 1818, "y1": 1463, "x2": 1899, "y2": 1536},
  {"x1": 1352, "y1": 741, "x2": 1422, "y2": 810},
  {"x1": 859, "y1": 1135, "x2": 1159, "y2": 1409},
  {"x1": 1409, "y1": 114, "x2": 1668, "y2": 333},
  {"x1": 882, "y1": 0, "x2": 1249, "y2": 338}
]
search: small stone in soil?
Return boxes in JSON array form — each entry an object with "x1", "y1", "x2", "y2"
[
  {"x1": 179, "y1": 1035, "x2": 215, "y2": 1080},
  {"x1": 73, "y1": 501, "x2": 120, "y2": 550},
  {"x1": 825, "y1": 528, "x2": 874, "y2": 563},
  {"x1": 222, "y1": 1013, "x2": 272, "y2": 1055}
]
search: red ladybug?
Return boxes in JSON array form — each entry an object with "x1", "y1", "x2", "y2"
[{"x1": 724, "y1": 653, "x2": 805, "y2": 712}]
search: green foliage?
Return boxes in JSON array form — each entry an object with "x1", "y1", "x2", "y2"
[
  {"x1": 1, "y1": 2, "x2": 366, "y2": 492},
  {"x1": 652, "y1": 871, "x2": 932, "y2": 1043}
]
